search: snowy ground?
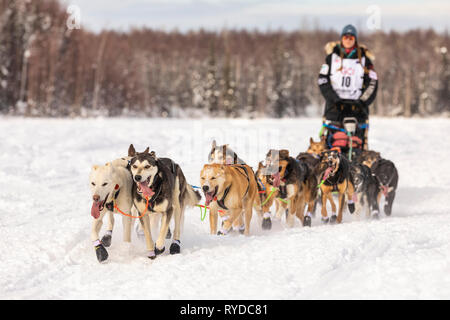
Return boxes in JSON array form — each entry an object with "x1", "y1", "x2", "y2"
[{"x1": 1, "y1": 117, "x2": 450, "y2": 300}]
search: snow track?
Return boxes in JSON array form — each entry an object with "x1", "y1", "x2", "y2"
[{"x1": 0, "y1": 117, "x2": 449, "y2": 299}]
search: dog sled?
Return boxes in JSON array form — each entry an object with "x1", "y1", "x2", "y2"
[{"x1": 320, "y1": 101, "x2": 369, "y2": 161}]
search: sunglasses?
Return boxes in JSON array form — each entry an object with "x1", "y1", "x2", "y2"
[{"x1": 342, "y1": 35, "x2": 355, "y2": 41}]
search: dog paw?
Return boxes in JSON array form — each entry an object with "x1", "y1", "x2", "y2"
[
  {"x1": 372, "y1": 212, "x2": 380, "y2": 220},
  {"x1": 95, "y1": 244, "x2": 109, "y2": 263},
  {"x1": 303, "y1": 216, "x2": 312, "y2": 227},
  {"x1": 384, "y1": 205, "x2": 392, "y2": 216},
  {"x1": 169, "y1": 240, "x2": 181, "y2": 254},
  {"x1": 101, "y1": 233, "x2": 112, "y2": 248},
  {"x1": 166, "y1": 228, "x2": 172, "y2": 239},
  {"x1": 330, "y1": 215, "x2": 337, "y2": 224},
  {"x1": 155, "y1": 246, "x2": 165, "y2": 255},
  {"x1": 348, "y1": 202, "x2": 355, "y2": 214},
  {"x1": 262, "y1": 217, "x2": 272, "y2": 230},
  {"x1": 147, "y1": 250, "x2": 156, "y2": 260}
]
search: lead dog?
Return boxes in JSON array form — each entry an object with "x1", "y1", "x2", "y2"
[
  {"x1": 129, "y1": 145, "x2": 201, "y2": 259},
  {"x1": 200, "y1": 163, "x2": 260, "y2": 235},
  {"x1": 89, "y1": 159, "x2": 133, "y2": 263}
]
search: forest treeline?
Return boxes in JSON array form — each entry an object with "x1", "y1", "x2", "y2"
[{"x1": 0, "y1": 0, "x2": 449, "y2": 118}]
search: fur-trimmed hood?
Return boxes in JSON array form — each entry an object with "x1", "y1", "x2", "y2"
[{"x1": 324, "y1": 41, "x2": 375, "y2": 61}]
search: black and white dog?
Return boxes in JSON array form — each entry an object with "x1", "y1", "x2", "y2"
[
  {"x1": 349, "y1": 162, "x2": 380, "y2": 219},
  {"x1": 128, "y1": 144, "x2": 201, "y2": 259},
  {"x1": 357, "y1": 151, "x2": 399, "y2": 217},
  {"x1": 370, "y1": 159, "x2": 399, "y2": 217}
]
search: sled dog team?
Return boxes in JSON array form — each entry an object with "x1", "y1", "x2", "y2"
[{"x1": 89, "y1": 140, "x2": 398, "y2": 263}]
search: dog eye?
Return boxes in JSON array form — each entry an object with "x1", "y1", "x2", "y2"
[
  {"x1": 132, "y1": 165, "x2": 138, "y2": 169},
  {"x1": 102, "y1": 183, "x2": 108, "y2": 187},
  {"x1": 211, "y1": 177, "x2": 216, "y2": 180},
  {"x1": 145, "y1": 165, "x2": 151, "y2": 169},
  {"x1": 91, "y1": 182, "x2": 95, "y2": 186}
]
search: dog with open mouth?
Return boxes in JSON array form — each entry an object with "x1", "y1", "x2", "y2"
[
  {"x1": 265, "y1": 149, "x2": 314, "y2": 227},
  {"x1": 89, "y1": 159, "x2": 134, "y2": 263},
  {"x1": 200, "y1": 163, "x2": 261, "y2": 236},
  {"x1": 129, "y1": 145, "x2": 201, "y2": 259},
  {"x1": 255, "y1": 161, "x2": 284, "y2": 230},
  {"x1": 356, "y1": 150, "x2": 399, "y2": 217},
  {"x1": 317, "y1": 150, "x2": 355, "y2": 224},
  {"x1": 348, "y1": 162, "x2": 380, "y2": 219}
]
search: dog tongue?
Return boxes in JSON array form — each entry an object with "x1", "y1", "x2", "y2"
[
  {"x1": 322, "y1": 167, "x2": 333, "y2": 181},
  {"x1": 272, "y1": 172, "x2": 281, "y2": 187},
  {"x1": 91, "y1": 201, "x2": 101, "y2": 219},
  {"x1": 381, "y1": 185, "x2": 389, "y2": 197},
  {"x1": 205, "y1": 192, "x2": 214, "y2": 206},
  {"x1": 139, "y1": 182, "x2": 155, "y2": 198}
]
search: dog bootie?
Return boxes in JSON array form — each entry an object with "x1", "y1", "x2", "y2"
[
  {"x1": 170, "y1": 240, "x2": 181, "y2": 255},
  {"x1": 155, "y1": 246, "x2": 165, "y2": 255},
  {"x1": 371, "y1": 210, "x2": 380, "y2": 220},
  {"x1": 238, "y1": 225, "x2": 246, "y2": 235},
  {"x1": 303, "y1": 216, "x2": 312, "y2": 227},
  {"x1": 94, "y1": 242, "x2": 108, "y2": 263},
  {"x1": 348, "y1": 200, "x2": 355, "y2": 214},
  {"x1": 321, "y1": 217, "x2": 330, "y2": 224},
  {"x1": 330, "y1": 215, "x2": 337, "y2": 224},
  {"x1": 262, "y1": 217, "x2": 272, "y2": 230},
  {"x1": 147, "y1": 250, "x2": 156, "y2": 260},
  {"x1": 384, "y1": 204, "x2": 392, "y2": 216},
  {"x1": 101, "y1": 230, "x2": 112, "y2": 247}
]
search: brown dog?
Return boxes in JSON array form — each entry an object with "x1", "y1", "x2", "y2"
[
  {"x1": 255, "y1": 161, "x2": 287, "y2": 230},
  {"x1": 317, "y1": 150, "x2": 355, "y2": 224},
  {"x1": 200, "y1": 163, "x2": 260, "y2": 235},
  {"x1": 265, "y1": 149, "x2": 313, "y2": 227},
  {"x1": 307, "y1": 136, "x2": 328, "y2": 157}
]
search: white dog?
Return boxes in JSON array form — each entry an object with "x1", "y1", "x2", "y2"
[{"x1": 89, "y1": 159, "x2": 134, "y2": 263}]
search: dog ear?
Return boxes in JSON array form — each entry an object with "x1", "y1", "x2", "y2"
[
  {"x1": 143, "y1": 147, "x2": 150, "y2": 154},
  {"x1": 128, "y1": 144, "x2": 136, "y2": 157},
  {"x1": 92, "y1": 165, "x2": 99, "y2": 170},
  {"x1": 258, "y1": 161, "x2": 264, "y2": 169},
  {"x1": 279, "y1": 149, "x2": 290, "y2": 160},
  {"x1": 310, "y1": 137, "x2": 314, "y2": 145},
  {"x1": 150, "y1": 151, "x2": 157, "y2": 159},
  {"x1": 212, "y1": 140, "x2": 217, "y2": 149}
]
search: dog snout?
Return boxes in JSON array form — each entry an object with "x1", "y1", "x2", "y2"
[
  {"x1": 93, "y1": 194, "x2": 100, "y2": 202},
  {"x1": 202, "y1": 185, "x2": 209, "y2": 192},
  {"x1": 135, "y1": 175, "x2": 142, "y2": 182}
]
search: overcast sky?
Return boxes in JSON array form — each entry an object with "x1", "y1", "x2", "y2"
[{"x1": 65, "y1": 0, "x2": 450, "y2": 33}]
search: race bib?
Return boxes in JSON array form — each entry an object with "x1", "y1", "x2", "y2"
[{"x1": 329, "y1": 53, "x2": 365, "y2": 100}]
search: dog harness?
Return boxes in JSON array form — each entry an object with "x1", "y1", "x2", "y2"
[{"x1": 105, "y1": 186, "x2": 120, "y2": 211}]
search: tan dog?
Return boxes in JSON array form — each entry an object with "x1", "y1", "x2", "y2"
[
  {"x1": 200, "y1": 163, "x2": 260, "y2": 235},
  {"x1": 307, "y1": 136, "x2": 328, "y2": 156},
  {"x1": 358, "y1": 150, "x2": 381, "y2": 168}
]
